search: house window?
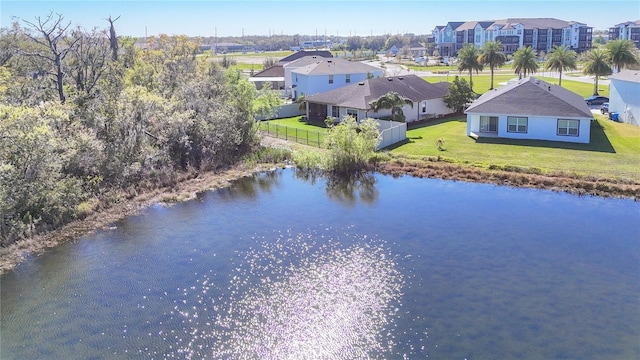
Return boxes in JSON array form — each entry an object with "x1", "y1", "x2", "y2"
[
  {"x1": 557, "y1": 119, "x2": 579, "y2": 136},
  {"x1": 346, "y1": 108, "x2": 358, "y2": 121},
  {"x1": 332, "y1": 106, "x2": 340, "y2": 119},
  {"x1": 480, "y1": 116, "x2": 498, "y2": 132},
  {"x1": 346, "y1": 74, "x2": 351, "y2": 83},
  {"x1": 507, "y1": 116, "x2": 528, "y2": 133},
  {"x1": 421, "y1": 101, "x2": 427, "y2": 113},
  {"x1": 328, "y1": 75, "x2": 334, "y2": 84}
]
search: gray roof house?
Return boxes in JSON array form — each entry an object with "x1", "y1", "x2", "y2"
[
  {"x1": 465, "y1": 77, "x2": 594, "y2": 143},
  {"x1": 608, "y1": 70, "x2": 640, "y2": 126},
  {"x1": 249, "y1": 65, "x2": 285, "y2": 91},
  {"x1": 303, "y1": 74, "x2": 451, "y2": 123},
  {"x1": 279, "y1": 50, "x2": 333, "y2": 65},
  {"x1": 289, "y1": 57, "x2": 384, "y2": 100}
]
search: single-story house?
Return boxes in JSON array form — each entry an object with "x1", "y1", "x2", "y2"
[
  {"x1": 608, "y1": 70, "x2": 639, "y2": 126},
  {"x1": 290, "y1": 57, "x2": 384, "y2": 100},
  {"x1": 465, "y1": 77, "x2": 594, "y2": 143},
  {"x1": 249, "y1": 65, "x2": 285, "y2": 92},
  {"x1": 303, "y1": 74, "x2": 451, "y2": 123}
]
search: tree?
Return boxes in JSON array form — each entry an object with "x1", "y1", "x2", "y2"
[
  {"x1": 262, "y1": 57, "x2": 277, "y2": 69},
  {"x1": 323, "y1": 116, "x2": 380, "y2": 175},
  {"x1": 544, "y1": 45, "x2": 577, "y2": 87},
  {"x1": 106, "y1": 16, "x2": 120, "y2": 61},
  {"x1": 68, "y1": 27, "x2": 111, "y2": 96},
  {"x1": 22, "y1": 12, "x2": 81, "y2": 104},
  {"x1": 369, "y1": 91, "x2": 413, "y2": 122},
  {"x1": 511, "y1": 46, "x2": 538, "y2": 78},
  {"x1": 444, "y1": 76, "x2": 476, "y2": 113},
  {"x1": 456, "y1": 44, "x2": 483, "y2": 91},
  {"x1": 582, "y1": 48, "x2": 612, "y2": 95},
  {"x1": 606, "y1": 39, "x2": 639, "y2": 72},
  {"x1": 478, "y1": 41, "x2": 506, "y2": 90}
]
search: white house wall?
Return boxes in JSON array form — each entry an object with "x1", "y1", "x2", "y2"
[
  {"x1": 609, "y1": 79, "x2": 640, "y2": 126},
  {"x1": 467, "y1": 113, "x2": 591, "y2": 143}
]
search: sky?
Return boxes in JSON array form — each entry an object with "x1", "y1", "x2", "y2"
[{"x1": 1, "y1": 0, "x2": 639, "y2": 38}]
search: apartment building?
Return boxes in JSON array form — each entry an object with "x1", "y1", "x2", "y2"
[
  {"x1": 433, "y1": 18, "x2": 592, "y2": 57},
  {"x1": 608, "y1": 20, "x2": 640, "y2": 49}
]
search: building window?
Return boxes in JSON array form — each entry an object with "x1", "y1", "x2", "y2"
[
  {"x1": 421, "y1": 101, "x2": 427, "y2": 113},
  {"x1": 557, "y1": 119, "x2": 579, "y2": 136},
  {"x1": 480, "y1": 116, "x2": 498, "y2": 132},
  {"x1": 328, "y1": 75, "x2": 334, "y2": 84},
  {"x1": 332, "y1": 106, "x2": 340, "y2": 119},
  {"x1": 346, "y1": 74, "x2": 351, "y2": 83},
  {"x1": 346, "y1": 108, "x2": 358, "y2": 121},
  {"x1": 507, "y1": 116, "x2": 528, "y2": 133}
]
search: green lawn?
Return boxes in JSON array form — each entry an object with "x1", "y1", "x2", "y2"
[
  {"x1": 258, "y1": 116, "x2": 329, "y2": 147},
  {"x1": 263, "y1": 115, "x2": 639, "y2": 181},
  {"x1": 422, "y1": 74, "x2": 609, "y2": 98},
  {"x1": 388, "y1": 115, "x2": 640, "y2": 181}
]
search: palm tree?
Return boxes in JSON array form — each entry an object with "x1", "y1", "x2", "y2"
[
  {"x1": 511, "y1": 46, "x2": 538, "y2": 78},
  {"x1": 582, "y1": 48, "x2": 612, "y2": 95},
  {"x1": 369, "y1": 91, "x2": 413, "y2": 122},
  {"x1": 456, "y1": 44, "x2": 483, "y2": 91},
  {"x1": 478, "y1": 41, "x2": 506, "y2": 90},
  {"x1": 544, "y1": 45, "x2": 577, "y2": 87},
  {"x1": 606, "y1": 39, "x2": 639, "y2": 72}
]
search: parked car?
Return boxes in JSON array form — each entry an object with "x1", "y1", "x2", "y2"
[
  {"x1": 584, "y1": 95, "x2": 609, "y2": 105},
  {"x1": 600, "y1": 102, "x2": 609, "y2": 114}
]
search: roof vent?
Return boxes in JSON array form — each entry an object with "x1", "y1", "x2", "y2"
[
  {"x1": 358, "y1": 82, "x2": 365, "y2": 85},
  {"x1": 387, "y1": 77, "x2": 393, "y2": 81},
  {"x1": 398, "y1": 76, "x2": 404, "y2": 80},
  {"x1": 548, "y1": 86, "x2": 551, "y2": 91},
  {"x1": 534, "y1": 79, "x2": 540, "y2": 84}
]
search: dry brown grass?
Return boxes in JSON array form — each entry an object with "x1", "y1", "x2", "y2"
[{"x1": 376, "y1": 158, "x2": 640, "y2": 200}]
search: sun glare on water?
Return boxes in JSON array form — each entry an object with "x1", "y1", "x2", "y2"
[{"x1": 162, "y1": 230, "x2": 406, "y2": 359}]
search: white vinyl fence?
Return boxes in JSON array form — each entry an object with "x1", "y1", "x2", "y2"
[
  {"x1": 256, "y1": 103, "x2": 304, "y2": 121},
  {"x1": 376, "y1": 119, "x2": 407, "y2": 150}
]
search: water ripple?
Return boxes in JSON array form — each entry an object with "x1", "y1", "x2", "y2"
[{"x1": 165, "y1": 231, "x2": 405, "y2": 359}]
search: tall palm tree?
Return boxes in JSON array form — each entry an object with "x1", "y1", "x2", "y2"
[
  {"x1": 369, "y1": 91, "x2": 413, "y2": 122},
  {"x1": 511, "y1": 46, "x2": 538, "y2": 78},
  {"x1": 478, "y1": 41, "x2": 506, "y2": 90},
  {"x1": 544, "y1": 45, "x2": 577, "y2": 87},
  {"x1": 582, "y1": 48, "x2": 613, "y2": 95},
  {"x1": 456, "y1": 43, "x2": 483, "y2": 91},
  {"x1": 606, "y1": 39, "x2": 639, "y2": 72}
]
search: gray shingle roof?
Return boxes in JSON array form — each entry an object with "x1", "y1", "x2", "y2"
[
  {"x1": 305, "y1": 75, "x2": 449, "y2": 110},
  {"x1": 292, "y1": 58, "x2": 382, "y2": 76},
  {"x1": 449, "y1": 18, "x2": 584, "y2": 32},
  {"x1": 465, "y1": 77, "x2": 592, "y2": 118},
  {"x1": 253, "y1": 65, "x2": 284, "y2": 78},
  {"x1": 279, "y1": 50, "x2": 332, "y2": 64},
  {"x1": 610, "y1": 69, "x2": 640, "y2": 83}
]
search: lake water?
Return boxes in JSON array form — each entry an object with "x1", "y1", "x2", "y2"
[{"x1": 1, "y1": 168, "x2": 639, "y2": 359}]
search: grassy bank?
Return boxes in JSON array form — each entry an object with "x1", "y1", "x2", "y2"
[
  {"x1": 261, "y1": 114, "x2": 640, "y2": 183},
  {"x1": 389, "y1": 115, "x2": 639, "y2": 181}
]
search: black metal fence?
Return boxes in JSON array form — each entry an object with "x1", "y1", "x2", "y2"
[{"x1": 258, "y1": 122, "x2": 326, "y2": 148}]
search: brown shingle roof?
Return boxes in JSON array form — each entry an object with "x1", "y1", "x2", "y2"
[{"x1": 465, "y1": 77, "x2": 592, "y2": 118}]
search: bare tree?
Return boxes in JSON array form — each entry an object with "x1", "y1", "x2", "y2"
[
  {"x1": 106, "y1": 15, "x2": 120, "y2": 61},
  {"x1": 22, "y1": 12, "x2": 80, "y2": 104},
  {"x1": 68, "y1": 27, "x2": 110, "y2": 95}
]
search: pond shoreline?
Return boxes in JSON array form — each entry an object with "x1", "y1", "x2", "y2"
[{"x1": 1, "y1": 137, "x2": 638, "y2": 275}]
